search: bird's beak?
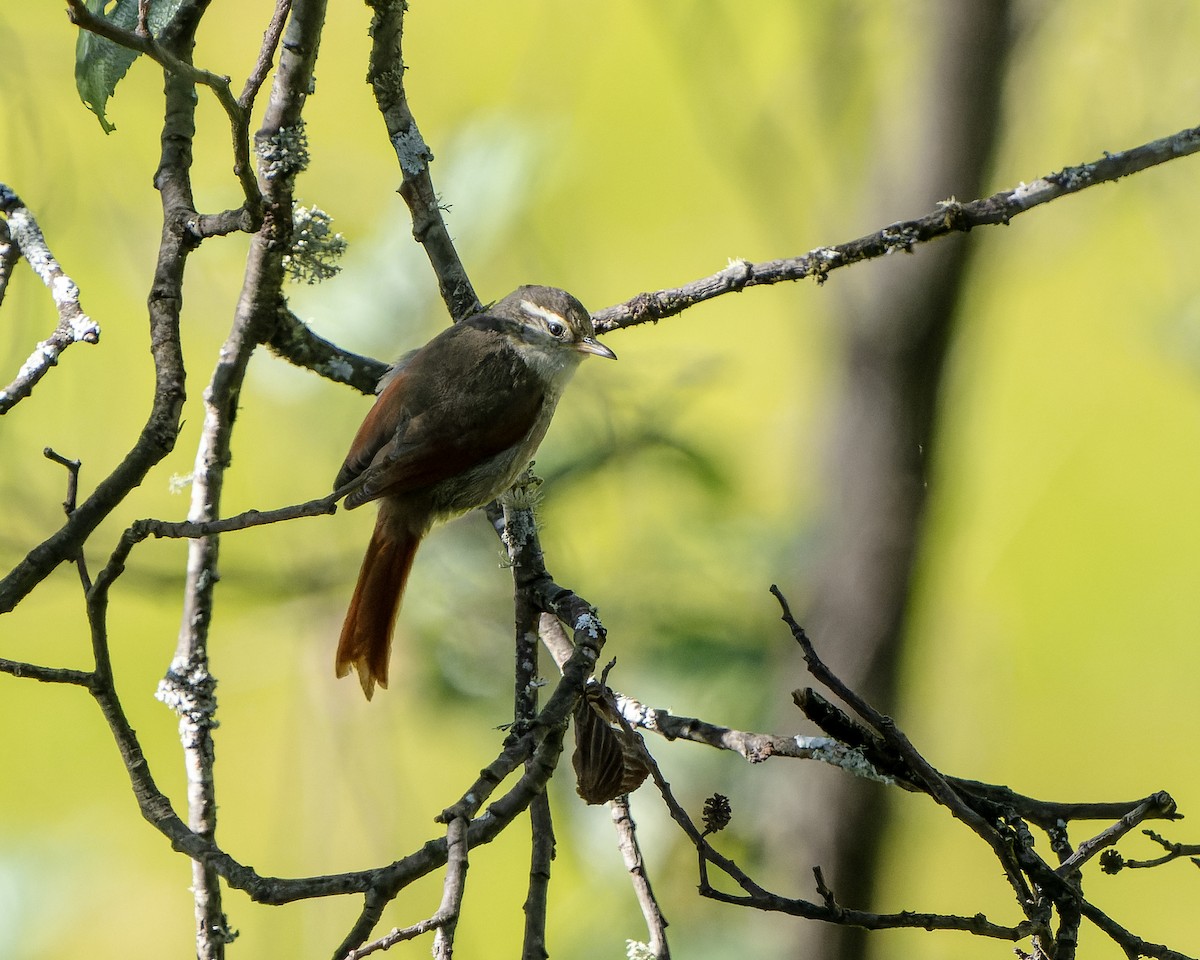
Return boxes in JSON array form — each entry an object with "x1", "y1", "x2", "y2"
[{"x1": 576, "y1": 337, "x2": 617, "y2": 360}]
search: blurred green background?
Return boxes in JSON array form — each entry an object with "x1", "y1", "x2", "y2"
[{"x1": 3, "y1": 2, "x2": 1200, "y2": 958}]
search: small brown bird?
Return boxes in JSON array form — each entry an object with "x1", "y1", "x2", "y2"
[{"x1": 334, "y1": 285, "x2": 616, "y2": 698}]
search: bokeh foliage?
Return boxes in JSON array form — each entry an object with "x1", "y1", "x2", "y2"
[{"x1": 2, "y1": 2, "x2": 1200, "y2": 958}]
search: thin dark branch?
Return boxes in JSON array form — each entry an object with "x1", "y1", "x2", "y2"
[
  {"x1": 1121, "y1": 830, "x2": 1200, "y2": 870},
  {"x1": 642, "y1": 731, "x2": 1031, "y2": 942},
  {"x1": 265, "y1": 304, "x2": 390, "y2": 394},
  {"x1": 522, "y1": 794, "x2": 554, "y2": 960},
  {"x1": 74, "y1": 608, "x2": 594, "y2": 918},
  {"x1": 500, "y1": 494, "x2": 557, "y2": 960},
  {"x1": 1077, "y1": 900, "x2": 1197, "y2": 960},
  {"x1": 592, "y1": 121, "x2": 1200, "y2": 333},
  {"x1": 1056, "y1": 793, "x2": 1179, "y2": 877},
  {"x1": 42, "y1": 448, "x2": 93, "y2": 592},
  {"x1": 343, "y1": 817, "x2": 470, "y2": 960},
  {"x1": 239, "y1": 0, "x2": 292, "y2": 111},
  {"x1": 701, "y1": 883, "x2": 1034, "y2": 940},
  {"x1": 43, "y1": 448, "x2": 82, "y2": 514},
  {"x1": 91, "y1": 492, "x2": 339, "y2": 607},
  {"x1": 770, "y1": 585, "x2": 1038, "y2": 917},
  {"x1": 64, "y1": 0, "x2": 262, "y2": 218},
  {"x1": 0, "y1": 24, "x2": 198, "y2": 616},
  {"x1": 0, "y1": 218, "x2": 17, "y2": 308},
  {"x1": 0, "y1": 658, "x2": 93, "y2": 686},
  {"x1": 795, "y1": 689, "x2": 1181, "y2": 829},
  {"x1": 364, "y1": 0, "x2": 481, "y2": 321}
]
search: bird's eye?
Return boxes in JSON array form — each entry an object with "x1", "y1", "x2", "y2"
[{"x1": 546, "y1": 318, "x2": 567, "y2": 338}]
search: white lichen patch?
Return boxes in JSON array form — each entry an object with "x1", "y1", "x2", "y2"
[
  {"x1": 573, "y1": 612, "x2": 602, "y2": 639},
  {"x1": 793, "y1": 735, "x2": 893, "y2": 785}
]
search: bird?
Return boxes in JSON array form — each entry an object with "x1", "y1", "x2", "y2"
[{"x1": 333, "y1": 285, "x2": 616, "y2": 699}]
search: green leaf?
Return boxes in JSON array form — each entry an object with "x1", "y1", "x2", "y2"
[{"x1": 74, "y1": 0, "x2": 185, "y2": 134}]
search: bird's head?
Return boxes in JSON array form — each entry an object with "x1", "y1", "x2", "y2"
[{"x1": 493, "y1": 285, "x2": 617, "y2": 369}]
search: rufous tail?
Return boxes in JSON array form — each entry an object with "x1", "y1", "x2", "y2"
[{"x1": 336, "y1": 517, "x2": 420, "y2": 699}]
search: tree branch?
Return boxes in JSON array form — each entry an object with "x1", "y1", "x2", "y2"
[
  {"x1": 592, "y1": 120, "x2": 1200, "y2": 333},
  {"x1": 342, "y1": 817, "x2": 471, "y2": 960},
  {"x1": 364, "y1": 0, "x2": 481, "y2": 321},
  {"x1": 154, "y1": 2, "x2": 327, "y2": 955},
  {"x1": 0, "y1": 658, "x2": 93, "y2": 686},
  {"x1": 0, "y1": 26, "x2": 200, "y2": 615},
  {"x1": 65, "y1": 0, "x2": 262, "y2": 220},
  {"x1": 612, "y1": 796, "x2": 670, "y2": 959},
  {"x1": 238, "y1": 0, "x2": 292, "y2": 112},
  {"x1": 265, "y1": 304, "x2": 390, "y2": 394},
  {"x1": 771, "y1": 585, "x2": 1039, "y2": 919},
  {"x1": 1056, "y1": 793, "x2": 1179, "y2": 877},
  {"x1": 0, "y1": 184, "x2": 101, "y2": 413}
]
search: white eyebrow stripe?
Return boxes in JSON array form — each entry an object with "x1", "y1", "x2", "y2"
[{"x1": 519, "y1": 300, "x2": 566, "y2": 327}]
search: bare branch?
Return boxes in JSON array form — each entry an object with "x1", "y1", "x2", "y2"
[
  {"x1": 1077, "y1": 900, "x2": 1196, "y2": 960},
  {"x1": 0, "y1": 184, "x2": 101, "y2": 413},
  {"x1": 593, "y1": 121, "x2": 1200, "y2": 333},
  {"x1": 771, "y1": 585, "x2": 1039, "y2": 916},
  {"x1": 64, "y1": 0, "x2": 262, "y2": 218},
  {"x1": 642, "y1": 730, "x2": 1033, "y2": 942},
  {"x1": 1118, "y1": 830, "x2": 1200, "y2": 871},
  {"x1": 521, "y1": 794, "x2": 555, "y2": 960},
  {"x1": 612, "y1": 796, "x2": 670, "y2": 959},
  {"x1": 238, "y1": 0, "x2": 293, "y2": 112},
  {"x1": 0, "y1": 658, "x2": 93, "y2": 686},
  {"x1": 344, "y1": 817, "x2": 471, "y2": 960},
  {"x1": 263, "y1": 313, "x2": 391, "y2": 388},
  {"x1": 364, "y1": 0, "x2": 481, "y2": 321},
  {"x1": 0, "y1": 35, "x2": 196, "y2": 616},
  {"x1": 0, "y1": 218, "x2": 17, "y2": 306},
  {"x1": 1056, "y1": 793, "x2": 1179, "y2": 877},
  {"x1": 41, "y1": 448, "x2": 93, "y2": 592}
]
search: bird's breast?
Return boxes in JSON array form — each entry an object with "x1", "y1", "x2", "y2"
[{"x1": 426, "y1": 394, "x2": 561, "y2": 519}]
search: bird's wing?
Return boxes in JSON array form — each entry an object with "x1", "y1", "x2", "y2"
[{"x1": 335, "y1": 325, "x2": 544, "y2": 507}]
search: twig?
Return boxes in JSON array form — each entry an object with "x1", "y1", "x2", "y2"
[
  {"x1": 265, "y1": 305, "x2": 390, "y2": 395},
  {"x1": 612, "y1": 795, "x2": 670, "y2": 958},
  {"x1": 42, "y1": 448, "x2": 93, "y2": 591},
  {"x1": 770, "y1": 585, "x2": 1038, "y2": 918},
  {"x1": 522, "y1": 793, "x2": 555, "y2": 960},
  {"x1": 1056, "y1": 793, "x2": 1178, "y2": 877},
  {"x1": 0, "y1": 185, "x2": 100, "y2": 413},
  {"x1": 641, "y1": 732, "x2": 1031, "y2": 941},
  {"x1": 365, "y1": 0, "x2": 481, "y2": 321},
  {"x1": 88, "y1": 594, "x2": 592, "y2": 911},
  {"x1": 592, "y1": 121, "x2": 1200, "y2": 333},
  {"x1": 0, "y1": 15, "x2": 195, "y2": 616},
  {"x1": 795, "y1": 689, "x2": 1181, "y2": 829},
  {"x1": 89, "y1": 493, "x2": 339, "y2": 611},
  {"x1": 128, "y1": 493, "x2": 338, "y2": 541},
  {"x1": 1077, "y1": 900, "x2": 1196, "y2": 960},
  {"x1": 0, "y1": 218, "x2": 17, "y2": 307},
  {"x1": 0, "y1": 658, "x2": 93, "y2": 685},
  {"x1": 1120, "y1": 830, "x2": 1200, "y2": 870},
  {"x1": 344, "y1": 817, "x2": 471, "y2": 960},
  {"x1": 238, "y1": 0, "x2": 292, "y2": 111},
  {"x1": 64, "y1": 0, "x2": 262, "y2": 217},
  {"x1": 498, "y1": 493, "x2": 559, "y2": 960},
  {"x1": 43, "y1": 448, "x2": 82, "y2": 516}
]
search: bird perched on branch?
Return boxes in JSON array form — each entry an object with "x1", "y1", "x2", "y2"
[{"x1": 333, "y1": 285, "x2": 616, "y2": 699}]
